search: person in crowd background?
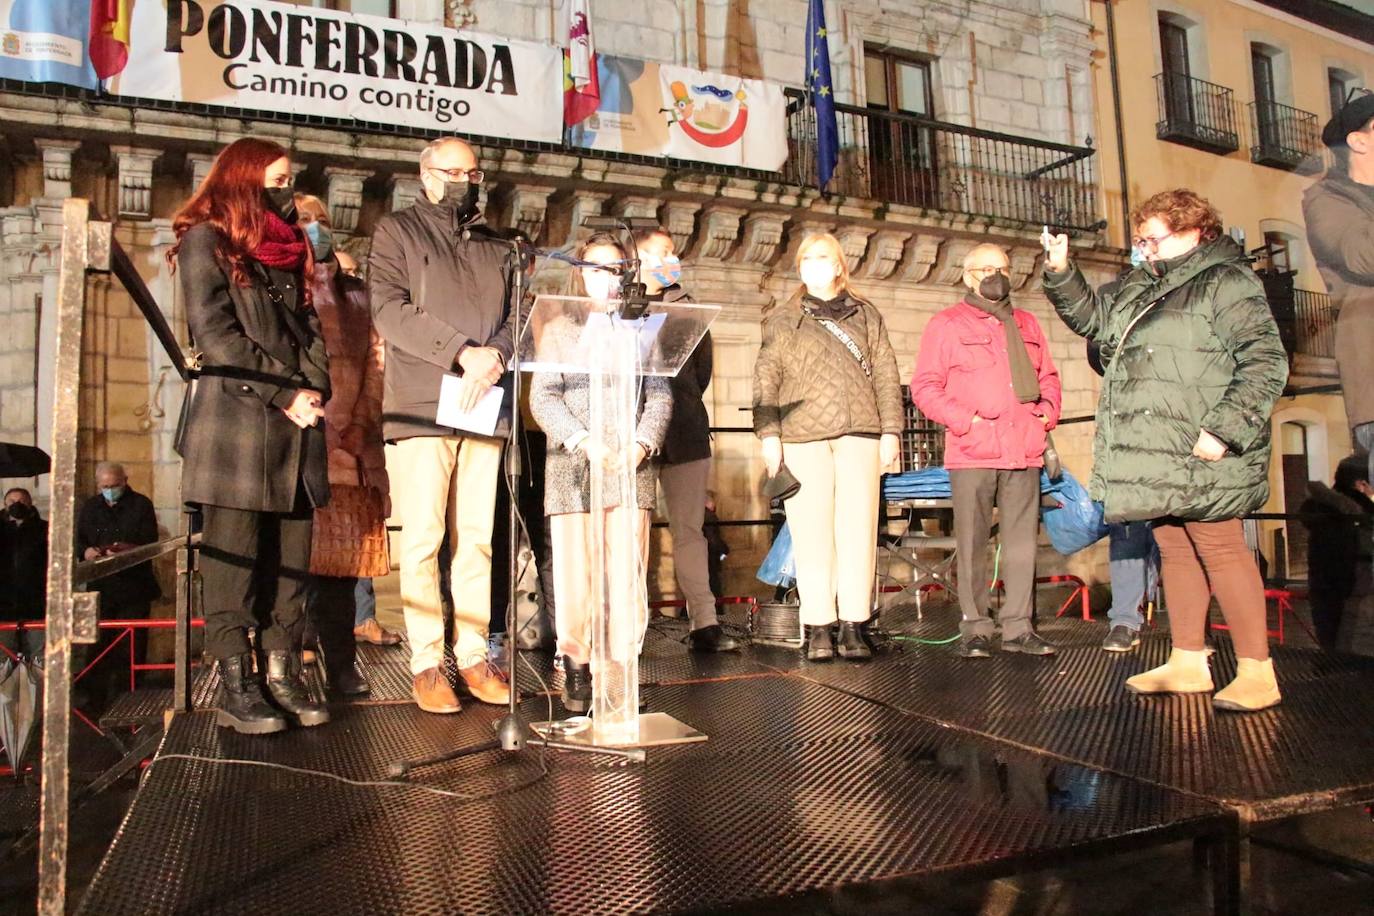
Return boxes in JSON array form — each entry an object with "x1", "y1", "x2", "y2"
[
  {"x1": 1043, "y1": 188, "x2": 1289, "y2": 711},
  {"x1": 635, "y1": 226, "x2": 738, "y2": 653},
  {"x1": 368, "y1": 137, "x2": 514, "y2": 715},
  {"x1": 295, "y1": 193, "x2": 393, "y2": 697},
  {"x1": 169, "y1": 138, "x2": 332, "y2": 735},
  {"x1": 75, "y1": 461, "x2": 162, "y2": 704},
  {"x1": 0, "y1": 488, "x2": 47, "y2": 658},
  {"x1": 912, "y1": 243, "x2": 1062, "y2": 660},
  {"x1": 1304, "y1": 92, "x2": 1374, "y2": 485},
  {"x1": 1301, "y1": 453, "x2": 1374, "y2": 651},
  {"x1": 753, "y1": 232, "x2": 902, "y2": 663},
  {"x1": 1088, "y1": 342, "x2": 1159, "y2": 654},
  {"x1": 529, "y1": 233, "x2": 672, "y2": 713}
]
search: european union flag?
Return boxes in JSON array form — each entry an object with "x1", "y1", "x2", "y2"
[{"x1": 805, "y1": 0, "x2": 838, "y2": 189}]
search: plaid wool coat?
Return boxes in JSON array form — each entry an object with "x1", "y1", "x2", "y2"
[{"x1": 177, "y1": 223, "x2": 332, "y2": 513}]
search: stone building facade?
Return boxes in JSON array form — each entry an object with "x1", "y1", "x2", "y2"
[{"x1": 0, "y1": 0, "x2": 1121, "y2": 604}]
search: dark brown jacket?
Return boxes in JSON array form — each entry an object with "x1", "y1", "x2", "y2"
[
  {"x1": 1303, "y1": 173, "x2": 1374, "y2": 429},
  {"x1": 177, "y1": 223, "x2": 331, "y2": 513},
  {"x1": 752, "y1": 293, "x2": 903, "y2": 443},
  {"x1": 368, "y1": 197, "x2": 516, "y2": 442}
]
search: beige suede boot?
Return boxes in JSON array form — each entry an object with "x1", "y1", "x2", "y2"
[
  {"x1": 1212, "y1": 658, "x2": 1281, "y2": 712},
  {"x1": 1124, "y1": 648, "x2": 1214, "y2": 694}
]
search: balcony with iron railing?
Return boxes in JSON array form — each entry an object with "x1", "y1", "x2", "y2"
[
  {"x1": 783, "y1": 89, "x2": 1101, "y2": 231},
  {"x1": 1155, "y1": 72, "x2": 1240, "y2": 155},
  {"x1": 1293, "y1": 288, "x2": 1336, "y2": 359},
  {"x1": 1249, "y1": 100, "x2": 1321, "y2": 171}
]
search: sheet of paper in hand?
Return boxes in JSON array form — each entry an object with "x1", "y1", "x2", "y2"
[{"x1": 436, "y1": 374, "x2": 503, "y2": 436}]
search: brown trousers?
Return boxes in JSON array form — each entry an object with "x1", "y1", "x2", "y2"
[{"x1": 1152, "y1": 518, "x2": 1270, "y2": 660}]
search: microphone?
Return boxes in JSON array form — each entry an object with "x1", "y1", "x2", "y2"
[{"x1": 581, "y1": 216, "x2": 663, "y2": 230}]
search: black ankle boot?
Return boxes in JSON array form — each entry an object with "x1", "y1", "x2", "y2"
[
  {"x1": 805, "y1": 625, "x2": 835, "y2": 662},
  {"x1": 266, "y1": 650, "x2": 331, "y2": 727},
  {"x1": 326, "y1": 660, "x2": 371, "y2": 697},
  {"x1": 561, "y1": 655, "x2": 592, "y2": 713},
  {"x1": 837, "y1": 622, "x2": 873, "y2": 660},
  {"x1": 216, "y1": 653, "x2": 287, "y2": 735}
]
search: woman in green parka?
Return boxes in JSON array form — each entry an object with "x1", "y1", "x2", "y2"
[{"x1": 1042, "y1": 189, "x2": 1289, "y2": 712}]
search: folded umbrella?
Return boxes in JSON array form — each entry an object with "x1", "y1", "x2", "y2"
[{"x1": 0, "y1": 656, "x2": 41, "y2": 775}]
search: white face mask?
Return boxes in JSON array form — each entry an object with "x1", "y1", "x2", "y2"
[
  {"x1": 582, "y1": 265, "x2": 620, "y2": 304},
  {"x1": 799, "y1": 259, "x2": 839, "y2": 293}
]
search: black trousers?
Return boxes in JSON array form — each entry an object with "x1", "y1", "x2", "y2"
[
  {"x1": 950, "y1": 468, "x2": 1040, "y2": 640},
  {"x1": 307, "y1": 574, "x2": 360, "y2": 678},
  {"x1": 200, "y1": 500, "x2": 313, "y2": 658}
]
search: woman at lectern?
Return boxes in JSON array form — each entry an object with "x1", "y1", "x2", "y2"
[
  {"x1": 529, "y1": 233, "x2": 673, "y2": 713},
  {"x1": 169, "y1": 138, "x2": 332, "y2": 735},
  {"x1": 752, "y1": 232, "x2": 904, "y2": 662}
]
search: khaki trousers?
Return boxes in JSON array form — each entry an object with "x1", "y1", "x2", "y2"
[
  {"x1": 550, "y1": 508, "x2": 651, "y2": 665},
  {"x1": 392, "y1": 435, "x2": 502, "y2": 674},
  {"x1": 781, "y1": 436, "x2": 881, "y2": 626},
  {"x1": 659, "y1": 458, "x2": 718, "y2": 630}
]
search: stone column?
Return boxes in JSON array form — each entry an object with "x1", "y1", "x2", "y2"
[
  {"x1": 34, "y1": 139, "x2": 80, "y2": 200},
  {"x1": 324, "y1": 166, "x2": 372, "y2": 240}
]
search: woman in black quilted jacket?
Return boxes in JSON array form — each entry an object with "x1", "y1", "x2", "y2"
[{"x1": 752, "y1": 232, "x2": 903, "y2": 662}]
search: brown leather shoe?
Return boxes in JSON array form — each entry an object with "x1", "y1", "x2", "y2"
[
  {"x1": 456, "y1": 659, "x2": 511, "y2": 705},
  {"x1": 354, "y1": 618, "x2": 401, "y2": 646},
  {"x1": 411, "y1": 667, "x2": 461, "y2": 714}
]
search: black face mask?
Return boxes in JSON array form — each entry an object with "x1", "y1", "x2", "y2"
[
  {"x1": 439, "y1": 181, "x2": 480, "y2": 221},
  {"x1": 7, "y1": 503, "x2": 33, "y2": 521},
  {"x1": 978, "y1": 272, "x2": 1012, "y2": 302},
  {"x1": 263, "y1": 187, "x2": 297, "y2": 221}
]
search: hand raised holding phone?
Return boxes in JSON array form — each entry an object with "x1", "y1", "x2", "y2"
[{"x1": 1041, "y1": 225, "x2": 1070, "y2": 273}]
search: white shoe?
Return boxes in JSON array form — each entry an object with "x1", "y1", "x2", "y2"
[
  {"x1": 1213, "y1": 658, "x2": 1281, "y2": 712},
  {"x1": 1125, "y1": 647, "x2": 1213, "y2": 694}
]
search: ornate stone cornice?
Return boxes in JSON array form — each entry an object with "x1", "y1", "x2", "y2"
[
  {"x1": 902, "y1": 233, "x2": 945, "y2": 284},
  {"x1": 691, "y1": 205, "x2": 747, "y2": 262},
  {"x1": 34, "y1": 139, "x2": 80, "y2": 200},
  {"x1": 324, "y1": 166, "x2": 372, "y2": 236},
  {"x1": 932, "y1": 239, "x2": 980, "y2": 286},
  {"x1": 389, "y1": 175, "x2": 422, "y2": 213},
  {"x1": 737, "y1": 211, "x2": 790, "y2": 266},
  {"x1": 109, "y1": 146, "x2": 161, "y2": 219},
  {"x1": 499, "y1": 184, "x2": 554, "y2": 242},
  {"x1": 610, "y1": 195, "x2": 662, "y2": 223},
  {"x1": 1009, "y1": 246, "x2": 1042, "y2": 291},
  {"x1": 834, "y1": 226, "x2": 874, "y2": 272},
  {"x1": 187, "y1": 153, "x2": 215, "y2": 192},
  {"x1": 661, "y1": 201, "x2": 702, "y2": 254},
  {"x1": 861, "y1": 230, "x2": 913, "y2": 280}
]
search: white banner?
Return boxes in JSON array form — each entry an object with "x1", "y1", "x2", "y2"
[
  {"x1": 107, "y1": 0, "x2": 564, "y2": 143},
  {"x1": 570, "y1": 55, "x2": 788, "y2": 171}
]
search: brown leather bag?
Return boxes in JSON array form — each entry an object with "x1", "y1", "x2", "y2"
[{"x1": 308, "y1": 474, "x2": 391, "y2": 578}]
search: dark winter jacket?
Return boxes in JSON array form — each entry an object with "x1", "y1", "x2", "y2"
[
  {"x1": 1303, "y1": 173, "x2": 1374, "y2": 429},
  {"x1": 0, "y1": 512, "x2": 47, "y2": 621},
  {"x1": 911, "y1": 299, "x2": 1062, "y2": 470},
  {"x1": 75, "y1": 488, "x2": 162, "y2": 609},
  {"x1": 1042, "y1": 236, "x2": 1288, "y2": 522},
  {"x1": 654, "y1": 285, "x2": 713, "y2": 466},
  {"x1": 368, "y1": 196, "x2": 516, "y2": 442},
  {"x1": 177, "y1": 223, "x2": 332, "y2": 513},
  {"x1": 753, "y1": 292, "x2": 903, "y2": 444},
  {"x1": 1301, "y1": 481, "x2": 1374, "y2": 600}
]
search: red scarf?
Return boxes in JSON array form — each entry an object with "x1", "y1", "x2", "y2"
[{"x1": 253, "y1": 210, "x2": 308, "y2": 271}]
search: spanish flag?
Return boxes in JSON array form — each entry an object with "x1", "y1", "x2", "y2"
[{"x1": 89, "y1": 0, "x2": 131, "y2": 80}]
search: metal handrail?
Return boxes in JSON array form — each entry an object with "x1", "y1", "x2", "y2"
[
  {"x1": 109, "y1": 240, "x2": 190, "y2": 381},
  {"x1": 71, "y1": 533, "x2": 201, "y2": 588}
]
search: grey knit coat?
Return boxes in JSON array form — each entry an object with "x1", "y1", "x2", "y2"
[{"x1": 529, "y1": 316, "x2": 673, "y2": 515}]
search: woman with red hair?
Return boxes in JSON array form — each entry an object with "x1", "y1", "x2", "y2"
[{"x1": 169, "y1": 138, "x2": 332, "y2": 734}]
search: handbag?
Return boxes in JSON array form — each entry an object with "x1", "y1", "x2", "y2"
[{"x1": 308, "y1": 469, "x2": 391, "y2": 578}]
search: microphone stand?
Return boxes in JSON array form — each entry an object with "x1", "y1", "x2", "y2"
[{"x1": 389, "y1": 237, "x2": 644, "y2": 778}]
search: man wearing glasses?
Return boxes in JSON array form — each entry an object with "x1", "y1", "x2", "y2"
[
  {"x1": 1305, "y1": 90, "x2": 1374, "y2": 487},
  {"x1": 369, "y1": 137, "x2": 513, "y2": 714},
  {"x1": 911, "y1": 244, "x2": 1062, "y2": 659}
]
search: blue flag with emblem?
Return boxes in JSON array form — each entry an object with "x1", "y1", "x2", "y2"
[{"x1": 805, "y1": 0, "x2": 838, "y2": 190}]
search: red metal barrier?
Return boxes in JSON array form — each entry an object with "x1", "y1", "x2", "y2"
[{"x1": 1208, "y1": 588, "x2": 1315, "y2": 646}]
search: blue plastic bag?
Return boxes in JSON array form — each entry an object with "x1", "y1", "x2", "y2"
[
  {"x1": 1040, "y1": 469, "x2": 1110, "y2": 556},
  {"x1": 756, "y1": 521, "x2": 797, "y2": 588}
]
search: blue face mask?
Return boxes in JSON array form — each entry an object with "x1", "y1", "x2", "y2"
[
  {"x1": 1129, "y1": 245, "x2": 1147, "y2": 269},
  {"x1": 304, "y1": 221, "x2": 334, "y2": 262},
  {"x1": 102, "y1": 486, "x2": 125, "y2": 504},
  {"x1": 642, "y1": 254, "x2": 682, "y2": 288}
]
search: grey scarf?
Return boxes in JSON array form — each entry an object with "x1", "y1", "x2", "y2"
[{"x1": 965, "y1": 293, "x2": 1040, "y2": 403}]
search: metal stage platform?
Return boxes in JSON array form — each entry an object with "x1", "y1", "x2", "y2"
[{"x1": 76, "y1": 599, "x2": 1374, "y2": 915}]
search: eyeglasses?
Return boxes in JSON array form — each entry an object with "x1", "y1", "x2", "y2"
[
  {"x1": 427, "y1": 166, "x2": 485, "y2": 185},
  {"x1": 966, "y1": 266, "x2": 1010, "y2": 278},
  {"x1": 1132, "y1": 231, "x2": 1176, "y2": 252}
]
